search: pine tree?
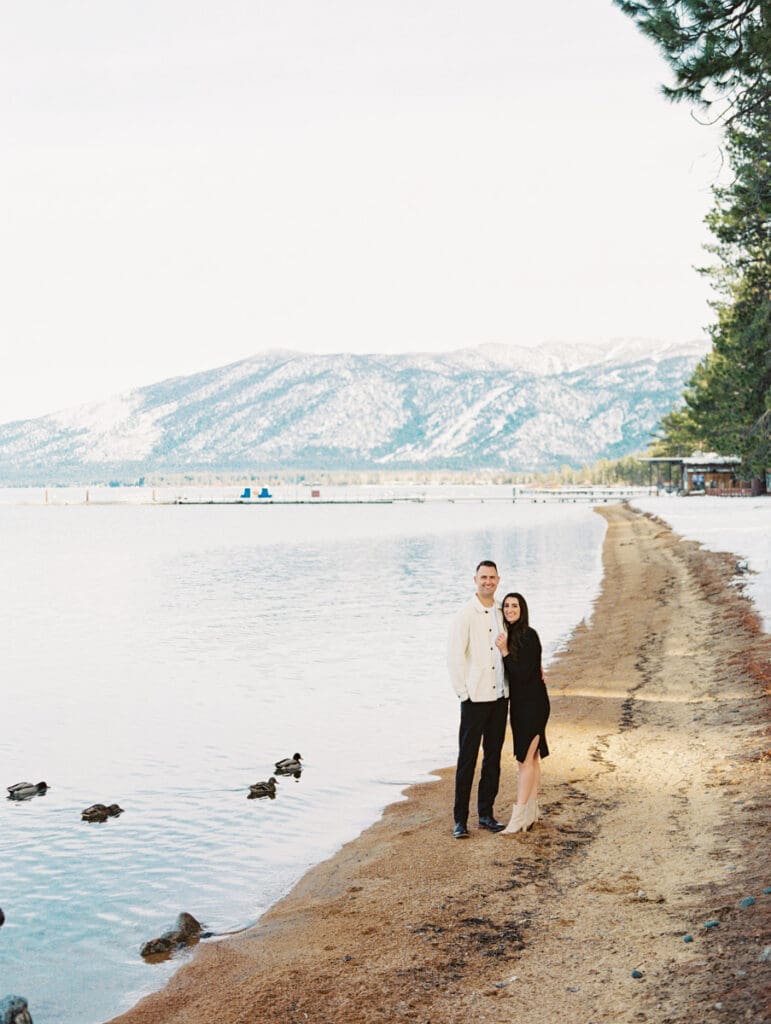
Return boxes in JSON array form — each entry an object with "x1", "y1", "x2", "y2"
[
  {"x1": 616, "y1": 1, "x2": 770, "y2": 489},
  {"x1": 613, "y1": 1, "x2": 770, "y2": 120}
]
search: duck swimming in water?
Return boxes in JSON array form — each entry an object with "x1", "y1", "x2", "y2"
[
  {"x1": 7, "y1": 781, "x2": 48, "y2": 800},
  {"x1": 81, "y1": 803, "x2": 124, "y2": 823},
  {"x1": 274, "y1": 753, "x2": 302, "y2": 774},
  {"x1": 140, "y1": 912, "x2": 203, "y2": 960},
  {"x1": 247, "y1": 777, "x2": 277, "y2": 799}
]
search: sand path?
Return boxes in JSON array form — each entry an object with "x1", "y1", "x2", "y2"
[{"x1": 110, "y1": 504, "x2": 769, "y2": 1024}]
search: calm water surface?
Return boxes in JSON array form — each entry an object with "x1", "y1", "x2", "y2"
[{"x1": 0, "y1": 500, "x2": 606, "y2": 1023}]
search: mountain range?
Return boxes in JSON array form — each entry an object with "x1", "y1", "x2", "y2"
[{"x1": 0, "y1": 339, "x2": 707, "y2": 484}]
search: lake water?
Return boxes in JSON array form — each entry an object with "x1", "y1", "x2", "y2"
[{"x1": 0, "y1": 497, "x2": 606, "y2": 1023}]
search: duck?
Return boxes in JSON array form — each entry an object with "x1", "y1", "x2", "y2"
[
  {"x1": 7, "y1": 781, "x2": 48, "y2": 800},
  {"x1": 247, "y1": 777, "x2": 277, "y2": 799},
  {"x1": 81, "y1": 803, "x2": 124, "y2": 823},
  {"x1": 274, "y1": 753, "x2": 302, "y2": 774},
  {"x1": 140, "y1": 912, "x2": 203, "y2": 960}
]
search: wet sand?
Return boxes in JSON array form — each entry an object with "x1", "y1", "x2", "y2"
[{"x1": 110, "y1": 504, "x2": 770, "y2": 1024}]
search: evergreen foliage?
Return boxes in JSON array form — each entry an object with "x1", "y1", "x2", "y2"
[
  {"x1": 532, "y1": 456, "x2": 651, "y2": 487},
  {"x1": 615, "y1": 1, "x2": 770, "y2": 489},
  {"x1": 613, "y1": 0, "x2": 770, "y2": 120}
]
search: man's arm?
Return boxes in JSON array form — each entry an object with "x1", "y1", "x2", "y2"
[{"x1": 447, "y1": 607, "x2": 470, "y2": 700}]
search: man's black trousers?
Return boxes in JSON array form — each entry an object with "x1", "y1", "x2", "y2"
[{"x1": 453, "y1": 696, "x2": 508, "y2": 825}]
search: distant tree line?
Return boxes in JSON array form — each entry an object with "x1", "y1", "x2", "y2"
[
  {"x1": 615, "y1": 1, "x2": 770, "y2": 490},
  {"x1": 140, "y1": 463, "x2": 654, "y2": 487},
  {"x1": 530, "y1": 456, "x2": 651, "y2": 487}
]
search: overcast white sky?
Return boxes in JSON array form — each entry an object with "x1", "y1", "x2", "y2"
[{"x1": 1, "y1": 0, "x2": 723, "y2": 423}]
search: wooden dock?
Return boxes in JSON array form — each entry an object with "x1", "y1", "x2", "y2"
[{"x1": 511, "y1": 487, "x2": 655, "y2": 503}]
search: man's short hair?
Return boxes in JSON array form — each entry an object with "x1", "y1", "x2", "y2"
[{"x1": 476, "y1": 560, "x2": 498, "y2": 573}]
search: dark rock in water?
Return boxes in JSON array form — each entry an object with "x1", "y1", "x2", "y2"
[
  {"x1": 0, "y1": 908, "x2": 4, "y2": 927},
  {"x1": 0, "y1": 994, "x2": 33, "y2": 1024},
  {"x1": 7, "y1": 782, "x2": 48, "y2": 801},
  {"x1": 140, "y1": 912, "x2": 203, "y2": 960},
  {"x1": 81, "y1": 803, "x2": 124, "y2": 823}
]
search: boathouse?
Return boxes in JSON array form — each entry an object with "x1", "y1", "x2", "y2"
[{"x1": 641, "y1": 452, "x2": 747, "y2": 495}]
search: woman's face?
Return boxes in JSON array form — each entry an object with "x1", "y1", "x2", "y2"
[{"x1": 502, "y1": 596, "x2": 521, "y2": 624}]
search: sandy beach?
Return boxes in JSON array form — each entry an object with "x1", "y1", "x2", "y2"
[{"x1": 109, "y1": 503, "x2": 770, "y2": 1024}]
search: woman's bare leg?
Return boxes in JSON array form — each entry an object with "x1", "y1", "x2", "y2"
[
  {"x1": 504, "y1": 736, "x2": 543, "y2": 834},
  {"x1": 516, "y1": 735, "x2": 541, "y2": 805},
  {"x1": 530, "y1": 750, "x2": 541, "y2": 803}
]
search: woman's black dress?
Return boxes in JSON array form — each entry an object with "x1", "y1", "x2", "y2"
[{"x1": 503, "y1": 626, "x2": 550, "y2": 763}]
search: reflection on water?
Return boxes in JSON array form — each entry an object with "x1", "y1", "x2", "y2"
[{"x1": 0, "y1": 501, "x2": 605, "y2": 1023}]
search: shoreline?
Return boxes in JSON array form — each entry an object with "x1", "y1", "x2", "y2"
[
  {"x1": 1, "y1": 484, "x2": 656, "y2": 507},
  {"x1": 109, "y1": 504, "x2": 770, "y2": 1024}
]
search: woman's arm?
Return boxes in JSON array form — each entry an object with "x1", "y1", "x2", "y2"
[{"x1": 504, "y1": 629, "x2": 542, "y2": 684}]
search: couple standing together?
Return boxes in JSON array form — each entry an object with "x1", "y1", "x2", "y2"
[{"x1": 447, "y1": 560, "x2": 550, "y2": 838}]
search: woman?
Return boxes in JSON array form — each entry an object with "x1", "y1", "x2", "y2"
[{"x1": 495, "y1": 592, "x2": 550, "y2": 833}]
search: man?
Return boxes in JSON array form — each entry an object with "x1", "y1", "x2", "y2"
[{"x1": 447, "y1": 560, "x2": 508, "y2": 838}]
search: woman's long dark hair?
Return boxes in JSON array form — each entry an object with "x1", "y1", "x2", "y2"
[{"x1": 501, "y1": 592, "x2": 529, "y2": 656}]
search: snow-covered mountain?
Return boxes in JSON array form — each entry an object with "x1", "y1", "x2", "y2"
[{"x1": 0, "y1": 339, "x2": 707, "y2": 483}]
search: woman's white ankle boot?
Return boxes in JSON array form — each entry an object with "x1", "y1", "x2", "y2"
[
  {"x1": 502, "y1": 802, "x2": 529, "y2": 834},
  {"x1": 525, "y1": 797, "x2": 539, "y2": 829}
]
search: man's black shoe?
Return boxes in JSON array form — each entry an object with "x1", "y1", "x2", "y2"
[
  {"x1": 453, "y1": 822, "x2": 469, "y2": 839},
  {"x1": 478, "y1": 816, "x2": 505, "y2": 833}
]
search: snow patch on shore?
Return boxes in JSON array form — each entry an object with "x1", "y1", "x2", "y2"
[{"x1": 630, "y1": 496, "x2": 771, "y2": 632}]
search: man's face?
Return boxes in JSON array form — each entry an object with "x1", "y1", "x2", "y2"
[{"x1": 474, "y1": 565, "x2": 499, "y2": 601}]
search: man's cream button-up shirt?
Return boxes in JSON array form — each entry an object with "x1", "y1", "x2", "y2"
[{"x1": 447, "y1": 595, "x2": 507, "y2": 702}]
